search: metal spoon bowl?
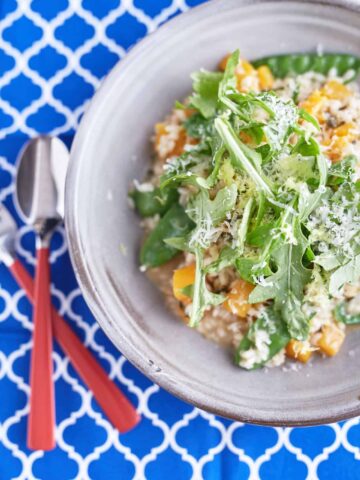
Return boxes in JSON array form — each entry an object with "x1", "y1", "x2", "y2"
[{"x1": 16, "y1": 136, "x2": 68, "y2": 244}]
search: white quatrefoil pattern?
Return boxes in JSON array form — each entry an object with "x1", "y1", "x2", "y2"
[{"x1": 0, "y1": 1, "x2": 360, "y2": 479}]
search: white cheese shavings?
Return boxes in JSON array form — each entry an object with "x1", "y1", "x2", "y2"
[{"x1": 238, "y1": 328, "x2": 271, "y2": 370}]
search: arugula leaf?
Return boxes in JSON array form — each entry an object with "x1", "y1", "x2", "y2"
[
  {"x1": 187, "y1": 184, "x2": 238, "y2": 248},
  {"x1": 328, "y1": 155, "x2": 356, "y2": 186},
  {"x1": 334, "y1": 302, "x2": 360, "y2": 325},
  {"x1": 160, "y1": 172, "x2": 198, "y2": 190},
  {"x1": 235, "y1": 257, "x2": 273, "y2": 284},
  {"x1": 205, "y1": 197, "x2": 254, "y2": 274},
  {"x1": 218, "y1": 51, "x2": 272, "y2": 121},
  {"x1": 189, "y1": 70, "x2": 223, "y2": 118},
  {"x1": 293, "y1": 135, "x2": 320, "y2": 157},
  {"x1": 130, "y1": 187, "x2": 179, "y2": 217},
  {"x1": 254, "y1": 192, "x2": 266, "y2": 226},
  {"x1": 247, "y1": 223, "x2": 276, "y2": 247},
  {"x1": 166, "y1": 184, "x2": 238, "y2": 255},
  {"x1": 189, "y1": 248, "x2": 225, "y2": 327},
  {"x1": 184, "y1": 113, "x2": 214, "y2": 139},
  {"x1": 276, "y1": 154, "x2": 316, "y2": 182},
  {"x1": 299, "y1": 153, "x2": 328, "y2": 221},
  {"x1": 329, "y1": 253, "x2": 360, "y2": 295},
  {"x1": 249, "y1": 214, "x2": 312, "y2": 340},
  {"x1": 140, "y1": 204, "x2": 195, "y2": 267},
  {"x1": 185, "y1": 185, "x2": 238, "y2": 326},
  {"x1": 206, "y1": 246, "x2": 236, "y2": 274},
  {"x1": 235, "y1": 198, "x2": 254, "y2": 250},
  {"x1": 197, "y1": 142, "x2": 225, "y2": 189},
  {"x1": 235, "y1": 306, "x2": 290, "y2": 369},
  {"x1": 256, "y1": 92, "x2": 299, "y2": 154},
  {"x1": 309, "y1": 179, "x2": 360, "y2": 278},
  {"x1": 218, "y1": 50, "x2": 241, "y2": 114},
  {"x1": 236, "y1": 213, "x2": 281, "y2": 284},
  {"x1": 299, "y1": 108, "x2": 320, "y2": 130},
  {"x1": 159, "y1": 144, "x2": 211, "y2": 189},
  {"x1": 215, "y1": 117, "x2": 274, "y2": 198}
]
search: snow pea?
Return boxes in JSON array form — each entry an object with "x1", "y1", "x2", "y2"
[
  {"x1": 253, "y1": 53, "x2": 360, "y2": 81},
  {"x1": 130, "y1": 187, "x2": 179, "y2": 218},
  {"x1": 140, "y1": 203, "x2": 195, "y2": 267}
]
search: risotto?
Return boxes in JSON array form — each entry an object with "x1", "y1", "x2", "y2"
[{"x1": 130, "y1": 51, "x2": 360, "y2": 369}]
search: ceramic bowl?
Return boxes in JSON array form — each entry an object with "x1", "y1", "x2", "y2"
[{"x1": 66, "y1": 0, "x2": 360, "y2": 425}]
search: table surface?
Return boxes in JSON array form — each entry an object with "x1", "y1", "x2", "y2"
[{"x1": 0, "y1": 0, "x2": 360, "y2": 479}]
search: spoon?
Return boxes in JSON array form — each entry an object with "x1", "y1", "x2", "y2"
[
  {"x1": 0, "y1": 203, "x2": 140, "y2": 435},
  {"x1": 16, "y1": 136, "x2": 69, "y2": 450}
]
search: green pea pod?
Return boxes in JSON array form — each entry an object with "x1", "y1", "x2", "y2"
[
  {"x1": 130, "y1": 187, "x2": 179, "y2": 218},
  {"x1": 253, "y1": 53, "x2": 360, "y2": 81},
  {"x1": 334, "y1": 302, "x2": 360, "y2": 325},
  {"x1": 235, "y1": 306, "x2": 290, "y2": 370},
  {"x1": 140, "y1": 203, "x2": 195, "y2": 267}
]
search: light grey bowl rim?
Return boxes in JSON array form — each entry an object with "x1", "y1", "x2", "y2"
[{"x1": 66, "y1": 0, "x2": 360, "y2": 426}]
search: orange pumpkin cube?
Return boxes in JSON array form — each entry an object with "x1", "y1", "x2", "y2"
[
  {"x1": 323, "y1": 122, "x2": 357, "y2": 162},
  {"x1": 236, "y1": 60, "x2": 257, "y2": 92},
  {"x1": 301, "y1": 90, "x2": 327, "y2": 123},
  {"x1": 286, "y1": 340, "x2": 312, "y2": 363},
  {"x1": 333, "y1": 122, "x2": 356, "y2": 137},
  {"x1": 236, "y1": 59, "x2": 255, "y2": 75},
  {"x1": 257, "y1": 65, "x2": 274, "y2": 90},
  {"x1": 155, "y1": 123, "x2": 188, "y2": 159},
  {"x1": 223, "y1": 279, "x2": 255, "y2": 318},
  {"x1": 317, "y1": 323, "x2": 345, "y2": 357},
  {"x1": 323, "y1": 80, "x2": 351, "y2": 100},
  {"x1": 155, "y1": 122, "x2": 167, "y2": 143},
  {"x1": 173, "y1": 264, "x2": 196, "y2": 304}
]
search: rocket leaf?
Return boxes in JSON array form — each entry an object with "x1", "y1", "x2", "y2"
[{"x1": 249, "y1": 214, "x2": 312, "y2": 340}]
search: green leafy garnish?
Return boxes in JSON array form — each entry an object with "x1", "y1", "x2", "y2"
[
  {"x1": 215, "y1": 117, "x2": 274, "y2": 198},
  {"x1": 307, "y1": 179, "x2": 360, "y2": 292},
  {"x1": 249, "y1": 215, "x2": 312, "y2": 340},
  {"x1": 330, "y1": 254, "x2": 360, "y2": 295},
  {"x1": 189, "y1": 248, "x2": 225, "y2": 327},
  {"x1": 186, "y1": 185, "x2": 238, "y2": 326},
  {"x1": 235, "y1": 306, "x2": 290, "y2": 369},
  {"x1": 206, "y1": 197, "x2": 254, "y2": 274},
  {"x1": 328, "y1": 155, "x2": 356, "y2": 186},
  {"x1": 184, "y1": 113, "x2": 214, "y2": 139},
  {"x1": 130, "y1": 187, "x2": 179, "y2": 217},
  {"x1": 140, "y1": 204, "x2": 195, "y2": 267},
  {"x1": 186, "y1": 184, "x2": 237, "y2": 246},
  {"x1": 188, "y1": 71, "x2": 223, "y2": 118}
]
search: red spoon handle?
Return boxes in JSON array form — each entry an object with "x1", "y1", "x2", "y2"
[
  {"x1": 27, "y1": 246, "x2": 55, "y2": 450},
  {"x1": 10, "y1": 258, "x2": 140, "y2": 433}
]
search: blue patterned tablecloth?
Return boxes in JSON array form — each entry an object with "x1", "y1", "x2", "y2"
[{"x1": 1, "y1": 1, "x2": 360, "y2": 479}]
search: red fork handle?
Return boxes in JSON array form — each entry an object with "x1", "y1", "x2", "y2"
[
  {"x1": 26, "y1": 246, "x2": 55, "y2": 450},
  {"x1": 10, "y1": 258, "x2": 140, "y2": 434}
]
